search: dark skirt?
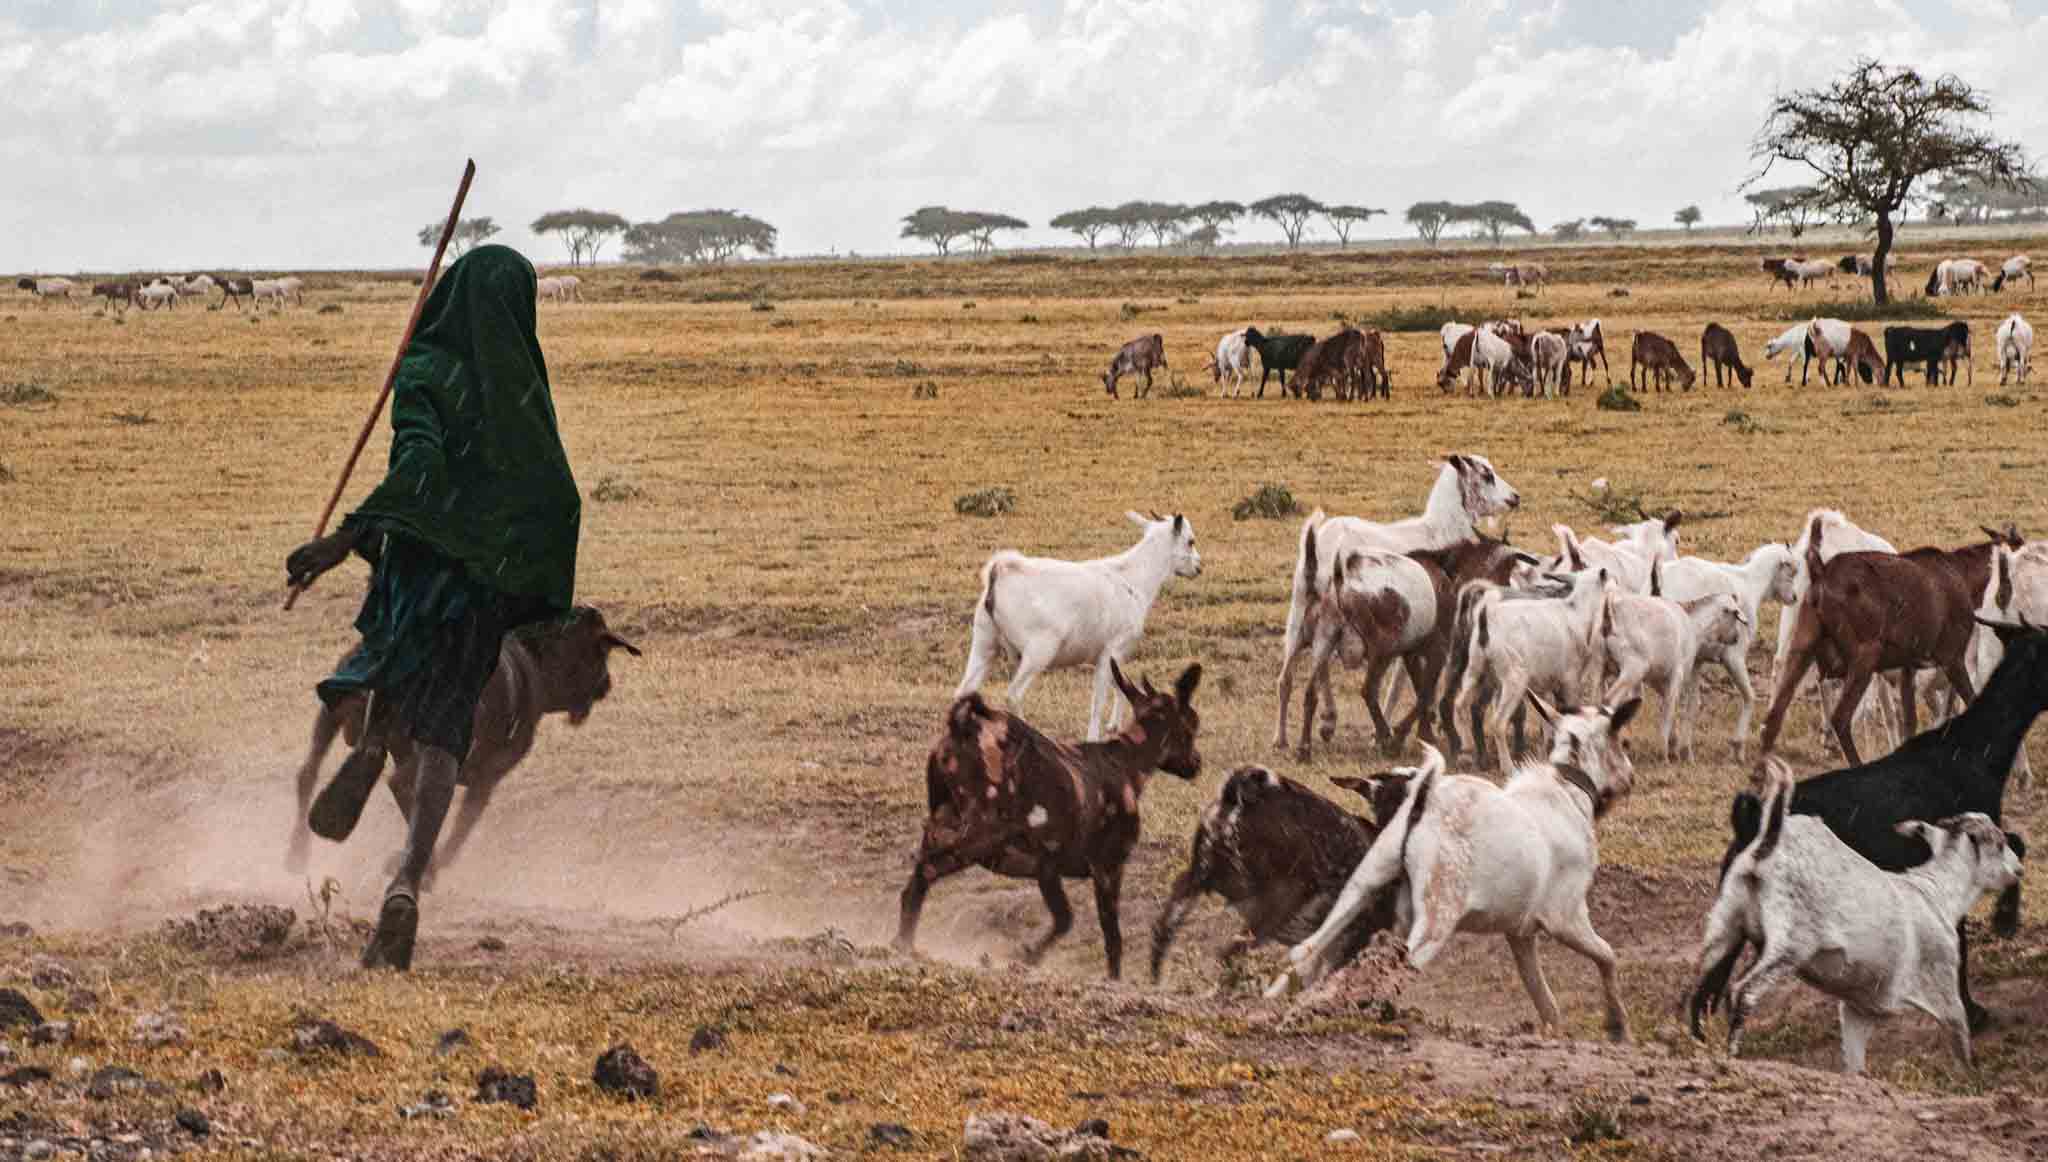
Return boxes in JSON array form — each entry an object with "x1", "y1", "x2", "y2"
[{"x1": 316, "y1": 530, "x2": 541, "y2": 756}]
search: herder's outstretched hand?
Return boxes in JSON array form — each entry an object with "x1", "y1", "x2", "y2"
[{"x1": 286, "y1": 526, "x2": 363, "y2": 590}]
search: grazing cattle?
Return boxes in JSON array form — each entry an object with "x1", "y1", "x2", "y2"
[
  {"x1": 286, "y1": 607, "x2": 640, "y2": 883},
  {"x1": 1205, "y1": 328, "x2": 1253, "y2": 397},
  {"x1": 957, "y1": 511, "x2": 1201, "y2": 741},
  {"x1": 1761, "y1": 518, "x2": 2008, "y2": 766},
  {"x1": 1806, "y1": 319, "x2": 1884, "y2": 385},
  {"x1": 1699, "y1": 323, "x2": 1752, "y2": 388},
  {"x1": 1764, "y1": 257, "x2": 1828, "y2": 290},
  {"x1": 1242, "y1": 326, "x2": 1315, "y2": 398},
  {"x1": 1761, "y1": 257, "x2": 1797, "y2": 290},
  {"x1": 1101, "y1": 333, "x2": 1167, "y2": 398},
  {"x1": 15, "y1": 276, "x2": 77, "y2": 304},
  {"x1": 896, "y1": 664, "x2": 1203, "y2": 980},
  {"x1": 1271, "y1": 702, "x2": 1644, "y2": 1045},
  {"x1": 1696, "y1": 620, "x2": 2048, "y2": 1036},
  {"x1": 1629, "y1": 331, "x2": 1696, "y2": 391},
  {"x1": 1150, "y1": 765, "x2": 1407, "y2": 983},
  {"x1": 1690, "y1": 758, "x2": 2023, "y2": 1073},
  {"x1": 1292, "y1": 327, "x2": 1367, "y2": 401},
  {"x1": 1883, "y1": 322, "x2": 1972, "y2": 386},
  {"x1": 1996, "y1": 312, "x2": 2033, "y2": 385},
  {"x1": 1991, "y1": 255, "x2": 2032, "y2": 293},
  {"x1": 1276, "y1": 456, "x2": 1521, "y2": 750}
]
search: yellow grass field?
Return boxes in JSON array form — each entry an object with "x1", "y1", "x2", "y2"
[{"x1": 3, "y1": 235, "x2": 2047, "y2": 1159}]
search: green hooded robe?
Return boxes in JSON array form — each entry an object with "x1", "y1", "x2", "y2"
[{"x1": 317, "y1": 245, "x2": 581, "y2": 750}]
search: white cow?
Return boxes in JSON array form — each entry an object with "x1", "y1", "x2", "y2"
[{"x1": 956, "y1": 512, "x2": 1201, "y2": 740}]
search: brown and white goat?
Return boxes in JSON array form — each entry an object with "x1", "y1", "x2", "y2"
[
  {"x1": 1150, "y1": 766, "x2": 1407, "y2": 983},
  {"x1": 1296, "y1": 541, "x2": 1452, "y2": 760},
  {"x1": 896, "y1": 663, "x2": 1202, "y2": 980},
  {"x1": 1629, "y1": 331, "x2": 1696, "y2": 391},
  {"x1": 1807, "y1": 319, "x2": 1885, "y2": 385},
  {"x1": 1102, "y1": 333, "x2": 1166, "y2": 399}
]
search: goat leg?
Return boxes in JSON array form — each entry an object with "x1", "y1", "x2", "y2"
[
  {"x1": 1958, "y1": 923, "x2": 1990, "y2": 1033},
  {"x1": 288, "y1": 702, "x2": 349, "y2": 871},
  {"x1": 1021, "y1": 866, "x2": 1075, "y2": 967}
]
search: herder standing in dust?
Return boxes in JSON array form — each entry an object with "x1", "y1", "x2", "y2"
[{"x1": 285, "y1": 245, "x2": 581, "y2": 970}]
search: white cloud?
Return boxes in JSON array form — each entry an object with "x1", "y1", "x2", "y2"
[{"x1": 1, "y1": 0, "x2": 2043, "y2": 271}]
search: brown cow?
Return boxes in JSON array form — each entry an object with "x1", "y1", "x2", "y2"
[
  {"x1": 896, "y1": 663, "x2": 1202, "y2": 980},
  {"x1": 1102, "y1": 333, "x2": 1167, "y2": 398},
  {"x1": 1149, "y1": 765, "x2": 1406, "y2": 983},
  {"x1": 286, "y1": 606, "x2": 641, "y2": 883},
  {"x1": 1630, "y1": 331, "x2": 1697, "y2": 391}
]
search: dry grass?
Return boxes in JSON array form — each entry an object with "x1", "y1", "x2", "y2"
[{"x1": 3, "y1": 236, "x2": 2046, "y2": 1158}]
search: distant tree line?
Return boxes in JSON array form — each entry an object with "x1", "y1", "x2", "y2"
[
  {"x1": 1404, "y1": 201, "x2": 1536, "y2": 247},
  {"x1": 1041, "y1": 195, "x2": 1384, "y2": 252},
  {"x1": 898, "y1": 207, "x2": 1030, "y2": 255}
]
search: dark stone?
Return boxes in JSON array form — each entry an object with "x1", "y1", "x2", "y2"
[
  {"x1": 27, "y1": 1022, "x2": 71, "y2": 1046},
  {"x1": 86, "y1": 1066, "x2": 147, "y2": 1100},
  {"x1": 0, "y1": 922, "x2": 33, "y2": 939},
  {"x1": 1, "y1": 1067, "x2": 53, "y2": 1087},
  {"x1": 435, "y1": 1029, "x2": 471, "y2": 1056},
  {"x1": 476, "y1": 1066, "x2": 538, "y2": 1111},
  {"x1": 686, "y1": 1124, "x2": 729, "y2": 1143},
  {"x1": 475, "y1": 936, "x2": 507, "y2": 953},
  {"x1": 28, "y1": 960, "x2": 74, "y2": 989},
  {"x1": 1075, "y1": 1118, "x2": 1112, "y2": 1139},
  {"x1": 0, "y1": 990, "x2": 43, "y2": 1031},
  {"x1": 195, "y1": 1068, "x2": 227, "y2": 1094},
  {"x1": 592, "y1": 1043, "x2": 658, "y2": 1100},
  {"x1": 290, "y1": 1017, "x2": 382, "y2": 1058},
  {"x1": 869, "y1": 1122, "x2": 915, "y2": 1149},
  {"x1": 773, "y1": 1061, "x2": 798, "y2": 1076},
  {"x1": 688, "y1": 1024, "x2": 727, "y2": 1053},
  {"x1": 62, "y1": 989, "x2": 99, "y2": 1014},
  {"x1": 1629, "y1": 1093, "x2": 1651, "y2": 1107},
  {"x1": 175, "y1": 1109, "x2": 210, "y2": 1137}
]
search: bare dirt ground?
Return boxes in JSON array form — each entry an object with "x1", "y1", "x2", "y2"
[{"x1": 4, "y1": 236, "x2": 2047, "y2": 1158}]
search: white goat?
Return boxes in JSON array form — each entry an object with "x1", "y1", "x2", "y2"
[
  {"x1": 135, "y1": 282, "x2": 178, "y2": 310},
  {"x1": 1598, "y1": 570, "x2": 1747, "y2": 761},
  {"x1": 557, "y1": 274, "x2": 582, "y2": 301},
  {"x1": 1694, "y1": 759, "x2": 2023, "y2": 1073},
  {"x1": 1454, "y1": 567, "x2": 1610, "y2": 775},
  {"x1": 1205, "y1": 329, "x2": 1252, "y2": 397},
  {"x1": 16, "y1": 276, "x2": 77, "y2": 304},
  {"x1": 177, "y1": 273, "x2": 217, "y2": 301},
  {"x1": 1965, "y1": 544, "x2": 2048, "y2": 788},
  {"x1": 1658, "y1": 544, "x2": 1798, "y2": 757},
  {"x1": 1993, "y1": 255, "x2": 2032, "y2": 293},
  {"x1": 536, "y1": 276, "x2": 564, "y2": 303},
  {"x1": 1275, "y1": 455, "x2": 1521, "y2": 748},
  {"x1": 1469, "y1": 326, "x2": 1515, "y2": 396},
  {"x1": 1929, "y1": 258, "x2": 1989, "y2": 297},
  {"x1": 957, "y1": 512, "x2": 1201, "y2": 741},
  {"x1": 1996, "y1": 312, "x2": 2033, "y2": 385},
  {"x1": 1272, "y1": 700, "x2": 1643, "y2": 1042},
  {"x1": 1550, "y1": 511, "x2": 1681, "y2": 594},
  {"x1": 1785, "y1": 258, "x2": 1834, "y2": 288},
  {"x1": 1529, "y1": 330, "x2": 1568, "y2": 398},
  {"x1": 1762, "y1": 322, "x2": 1814, "y2": 385},
  {"x1": 277, "y1": 275, "x2": 305, "y2": 305}
]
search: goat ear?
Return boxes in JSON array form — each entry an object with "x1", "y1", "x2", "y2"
[
  {"x1": 1975, "y1": 614, "x2": 2029, "y2": 645},
  {"x1": 1174, "y1": 663, "x2": 1202, "y2": 707},
  {"x1": 1664, "y1": 509, "x2": 1683, "y2": 531},
  {"x1": 1524, "y1": 690, "x2": 1560, "y2": 728},
  {"x1": 1893, "y1": 820, "x2": 1938, "y2": 847},
  {"x1": 1329, "y1": 774, "x2": 1376, "y2": 797},
  {"x1": 1172, "y1": 514, "x2": 1185, "y2": 536},
  {"x1": 1126, "y1": 510, "x2": 1150, "y2": 528},
  {"x1": 1607, "y1": 696, "x2": 1643, "y2": 736},
  {"x1": 601, "y1": 632, "x2": 643, "y2": 658}
]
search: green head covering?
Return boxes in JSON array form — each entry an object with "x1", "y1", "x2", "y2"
[{"x1": 345, "y1": 244, "x2": 580, "y2": 610}]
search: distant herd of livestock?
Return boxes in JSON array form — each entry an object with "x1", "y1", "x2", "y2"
[
  {"x1": 901, "y1": 453, "x2": 2044, "y2": 1076},
  {"x1": 12, "y1": 270, "x2": 589, "y2": 312}
]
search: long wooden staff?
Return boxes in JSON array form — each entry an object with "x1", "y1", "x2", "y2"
[{"x1": 284, "y1": 158, "x2": 476, "y2": 611}]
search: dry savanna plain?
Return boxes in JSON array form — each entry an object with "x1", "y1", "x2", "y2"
[{"x1": 4, "y1": 232, "x2": 2048, "y2": 1160}]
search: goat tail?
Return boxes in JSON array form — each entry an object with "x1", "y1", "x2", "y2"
[{"x1": 1284, "y1": 510, "x2": 1327, "y2": 654}]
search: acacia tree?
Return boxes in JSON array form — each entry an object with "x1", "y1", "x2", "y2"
[
  {"x1": 1749, "y1": 59, "x2": 2032, "y2": 304},
  {"x1": 1250, "y1": 193, "x2": 1324, "y2": 249},
  {"x1": 1674, "y1": 204, "x2": 1703, "y2": 232},
  {"x1": 1552, "y1": 218, "x2": 1586, "y2": 241},
  {"x1": 963, "y1": 211, "x2": 1029, "y2": 254},
  {"x1": 1185, "y1": 223, "x2": 1221, "y2": 251},
  {"x1": 1135, "y1": 201, "x2": 1189, "y2": 247},
  {"x1": 621, "y1": 210, "x2": 777, "y2": 263},
  {"x1": 420, "y1": 217, "x2": 500, "y2": 256},
  {"x1": 900, "y1": 206, "x2": 970, "y2": 255},
  {"x1": 530, "y1": 209, "x2": 630, "y2": 266},
  {"x1": 1406, "y1": 200, "x2": 1455, "y2": 247},
  {"x1": 1588, "y1": 216, "x2": 1637, "y2": 241},
  {"x1": 1107, "y1": 201, "x2": 1149, "y2": 250},
  {"x1": 1456, "y1": 201, "x2": 1536, "y2": 246},
  {"x1": 1185, "y1": 200, "x2": 1246, "y2": 236},
  {"x1": 1744, "y1": 186, "x2": 1820, "y2": 238},
  {"x1": 1322, "y1": 204, "x2": 1386, "y2": 247},
  {"x1": 1050, "y1": 207, "x2": 1111, "y2": 249}
]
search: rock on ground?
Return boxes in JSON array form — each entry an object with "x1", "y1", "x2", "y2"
[
  {"x1": 163, "y1": 904, "x2": 296, "y2": 960},
  {"x1": 289, "y1": 1016, "x2": 382, "y2": 1058},
  {"x1": 963, "y1": 1113, "x2": 1134, "y2": 1161},
  {"x1": 476, "y1": 1066, "x2": 538, "y2": 1110},
  {"x1": 737, "y1": 1131, "x2": 826, "y2": 1160},
  {"x1": 592, "y1": 1043, "x2": 658, "y2": 1100},
  {"x1": 0, "y1": 989, "x2": 43, "y2": 1031}
]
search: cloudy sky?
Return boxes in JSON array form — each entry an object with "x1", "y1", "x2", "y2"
[{"x1": 6, "y1": 0, "x2": 2046, "y2": 272}]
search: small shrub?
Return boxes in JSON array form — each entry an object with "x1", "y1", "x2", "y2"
[
  {"x1": 769, "y1": 316, "x2": 797, "y2": 329},
  {"x1": 1722, "y1": 408, "x2": 1764, "y2": 435},
  {"x1": 954, "y1": 487, "x2": 1016, "y2": 518},
  {"x1": 1515, "y1": 287, "x2": 1538, "y2": 300},
  {"x1": 0, "y1": 464, "x2": 14, "y2": 483},
  {"x1": 1118, "y1": 301, "x2": 1163, "y2": 320},
  {"x1": 1176, "y1": 295, "x2": 1200, "y2": 305},
  {"x1": 1232, "y1": 483, "x2": 1302, "y2": 521},
  {"x1": 317, "y1": 303, "x2": 342, "y2": 315},
  {"x1": 1595, "y1": 384, "x2": 1641, "y2": 412},
  {"x1": 590, "y1": 475, "x2": 645, "y2": 504},
  {"x1": 1565, "y1": 1097, "x2": 1626, "y2": 1146},
  {"x1": 1358, "y1": 304, "x2": 1460, "y2": 333},
  {"x1": 110, "y1": 410, "x2": 155, "y2": 426},
  {"x1": 1019, "y1": 313, "x2": 1040, "y2": 324},
  {"x1": 960, "y1": 301, "x2": 976, "y2": 310},
  {"x1": 911, "y1": 381, "x2": 939, "y2": 400},
  {"x1": 1, "y1": 382, "x2": 59, "y2": 407},
  {"x1": 1158, "y1": 373, "x2": 1204, "y2": 399},
  {"x1": 1770, "y1": 298, "x2": 1943, "y2": 322},
  {"x1": 1985, "y1": 393, "x2": 2022, "y2": 408},
  {"x1": 891, "y1": 358, "x2": 927, "y2": 377},
  {"x1": 639, "y1": 267, "x2": 678, "y2": 281},
  {"x1": 750, "y1": 298, "x2": 775, "y2": 312},
  {"x1": 1608, "y1": 286, "x2": 1631, "y2": 298}
]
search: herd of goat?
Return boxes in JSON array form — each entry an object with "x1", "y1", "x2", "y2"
[
  {"x1": 903, "y1": 451, "x2": 2043, "y2": 1076},
  {"x1": 13, "y1": 270, "x2": 587, "y2": 311}
]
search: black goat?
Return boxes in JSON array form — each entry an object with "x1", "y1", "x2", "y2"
[
  {"x1": 1242, "y1": 326, "x2": 1316, "y2": 398},
  {"x1": 1692, "y1": 618, "x2": 2047, "y2": 1035},
  {"x1": 1883, "y1": 323, "x2": 1971, "y2": 387}
]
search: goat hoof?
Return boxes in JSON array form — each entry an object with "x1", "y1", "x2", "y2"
[{"x1": 361, "y1": 891, "x2": 419, "y2": 972}]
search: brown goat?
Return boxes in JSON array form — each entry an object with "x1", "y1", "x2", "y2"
[
  {"x1": 896, "y1": 662, "x2": 1202, "y2": 979},
  {"x1": 1700, "y1": 323, "x2": 1753, "y2": 388},
  {"x1": 1149, "y1": 765, "x2": 1406, "y2": 983},
  {"x1": 1297, "y1": 543, "x2": 1454, "y2": 760},
  {"x1": 1293, "y1": 327, "x2": 1366, "y2": 401},
  {"x1": 286, "y1": 606, "x2": 641, "y2": 883},
  {"x1": 1102, "y1": 333, "x2": 1166, "y2": 398},
  {"x1": 1630, "y1": 331, "x2": 1697, "y2": 391},
  {"x1": 1761, "y1": 519, "x2": 2012, "y2": 765},
  {"x1": 1437, "y1": 330, "x2": 1476, "y2": 392},
  {"x1": 1355, "y1": 328, "x2": 1391, "y2": 399}
]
